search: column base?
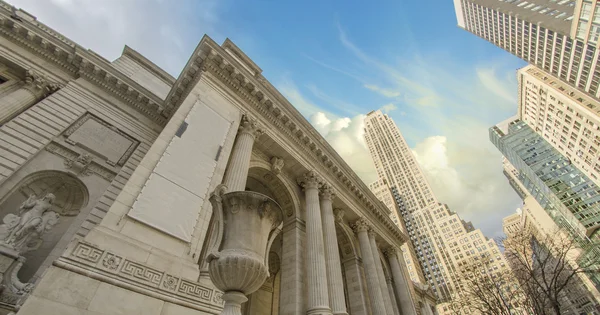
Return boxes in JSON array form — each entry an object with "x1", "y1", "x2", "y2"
[
  {"x1": 332, "y1": 312, "x2": 349, "y2": 315},
  {"x1": 220, "y1": 291, "x2": 248, "y2": 315},
  {"x1": 307, "y1": 306, "x2": 333, "y2": 315}
]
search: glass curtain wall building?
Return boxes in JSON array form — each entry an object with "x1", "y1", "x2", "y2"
[{"x1": 490, "y1": 119, "x2": 600, "y2": 288}]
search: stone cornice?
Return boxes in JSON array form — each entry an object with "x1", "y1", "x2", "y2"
[
  {"x1": 0, "y1": 5, "x2": 166, "y2": 125},
  {"x1": 163, "y1": 36, "x2": 407, "y2": 245}
]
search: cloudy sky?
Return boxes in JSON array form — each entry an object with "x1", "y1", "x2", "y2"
[{"x1": 12, "y1": 0, "x2": 527, "y2": 238}]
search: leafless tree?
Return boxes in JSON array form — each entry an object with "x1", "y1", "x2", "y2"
[
  {"x1": 449, "y1": 256, "x2": 529, "y2": 315},
  {"x1": 500, "y1": 228, "x2": 600, "y2": 315}
]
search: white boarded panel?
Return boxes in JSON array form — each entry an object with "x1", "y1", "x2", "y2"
[
  {"x1": 128, "y1": 101, "x2": 231, "y2": 241},
  {"x1": 128, "y1": 173, "x2": 202, "y2": 241}
]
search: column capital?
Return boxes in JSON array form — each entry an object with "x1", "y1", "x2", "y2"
[
  {"x1": 297, "y1": 170, "x2": 322, "y2": 190},
  {"x1": 384, "y1": 247, "x2": 400, "y2": 258},
  {"x1": 352, "y1": 217, "x2": 371, "y2": 234},
  {"x1": 238, "y1": 115, "x2": 265, "y2": 138},
  {"x1": 23, "y1": 69, "x2": 52, "y2": 96},
  {"x1": 333, "y1": 208, "x2": 345, "y2": 223},
  {"x1": 367, "y1": 229, "x2": 378, "y2": 239},
  {"x1": 319, "y1": 183, "x2": 336, "y2": 200}
]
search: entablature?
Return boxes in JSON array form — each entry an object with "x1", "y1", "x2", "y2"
[{"x1": 0, "y1": 3, "x2": 167, "y2": 125}]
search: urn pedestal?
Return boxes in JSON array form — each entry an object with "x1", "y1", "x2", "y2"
[{"x1": 207, "y1": 187, "x2": 283, "y2": 315}]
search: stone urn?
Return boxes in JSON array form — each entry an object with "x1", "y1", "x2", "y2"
[{"x1": 207, "y1": 185, "x2": 283, "y2": 315}]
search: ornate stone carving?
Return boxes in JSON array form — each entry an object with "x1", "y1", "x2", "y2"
[
  {"x1": 297, "y1": 170, "x2": 321, "y2": 191},
  {"x1": 0, "y1": 194, "x2": 60, "y2": 254},
  {"x1": 101, "y1": 253, "x2": 122, "y2": 271},
  {"x1": 270, "y1": 156, "x2": 284, "y2": 175},
  {"x1": 238, "y1": 115, "x2": 264, "y2": 139},
  {"x1": 333, "y1": 208, "x2": 345, "y2": 223},
  {"x1": 162, "y1": 275, "x2": 179, "y2": 291},
  {"x1": 22, "y1": 69, "x2": 51, "y2": 97},
  {"x1": 319, "y1": 183, "x2": 336, "y2": 200},
  {"x1": 352, "y1": 217, "x2": 371, "y2": 234},
  {"x1": 64, "y1": 153, "x2": 93, "y2": 176},
  {"x1": 45, "y1": 142, "x2": 117, "y2": 182},
  {"x1": 383, "y1": 247, "x2": 399, "y2": 258}
]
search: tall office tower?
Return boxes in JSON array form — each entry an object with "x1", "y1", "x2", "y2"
[
  {"x1": 364, "y1": 110, "x2": 454, "y2": 300},
  {"x1": 364, "y1": 110, "x2": 508, "y2": 305},
  {"x1": 517, "y1": 64, "x2": 600, "y2": 184},
  {"x1": 453, "y1": 0, "x2": 600, "y2": 99},
  {"x1": 490, "y1": 119, "x2": 600, "y2": 290},
  {"x1": 369, "y1": 178, "x2": 427, "y2": 284}
]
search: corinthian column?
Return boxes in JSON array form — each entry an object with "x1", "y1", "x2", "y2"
[
  {"x1": 0, "y1": 70, "x2": 52, "y2": 125},
  {"x1": 319, "y1": 185, "x2": 348, "y2": 315},
  {"x1": 385, "y1": 247, "x2": 417, "y2": 315},
  {"x1": 352, "y1": 218, "x2": 386, "y2": 315},
  {"x1": 368, "y1": 231, "x2": 394, "y2": 314},
  {"x1": 222, "y1": 115, "x2": 264, "y2": 191},
  {"x1": 386, "y1": 277, "x2": 401, "y2": 315},
  {"x1": 298, "y1": 171, "x2": 332, "y2": 315}
]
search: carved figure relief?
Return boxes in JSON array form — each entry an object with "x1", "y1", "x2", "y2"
[{"x1": 0, "y1": 193, "x2": 60, "y2": 254}]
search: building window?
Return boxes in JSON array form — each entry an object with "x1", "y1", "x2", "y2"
[{"x1": 577, "y1": 21, "x2": 589, "y2": 39}]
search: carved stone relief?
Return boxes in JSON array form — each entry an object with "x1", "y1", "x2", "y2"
[{"x1": 45, "y1": 142, "x2": 116, "y2": 182}]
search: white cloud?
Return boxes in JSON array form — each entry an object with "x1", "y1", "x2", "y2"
[
  {"x1": 477, "y1": 67, "x2": 517, "y2": 105},
  {"x1": 381, "y1": 103, "x2": 397, "y2": 113},
  {"x1": 281, "y1": 80, "x2": 377, "y2": 183},
  {"x1": 364, "y1": 84, "x2": 401, "y2": 98},
  {"x1": 310, "y1": 112, "x2": 377, "y2": 183},
  {"x1": 11, "y1": 0, "x2": 223, "y2": 75}
]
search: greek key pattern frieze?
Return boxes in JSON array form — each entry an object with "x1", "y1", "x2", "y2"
[
  {"x1": 178, "y1": 279, "x2": 213, "y2": 300},
  {"x1": 65, "y1": 241, "x2": 224, "y2": 307},
  {"x1": 120, "y1": 260, "x2": 162, "y2": 286},
  {"x1": 72, "y1": 242, "x2": 103, "y2": 263}
]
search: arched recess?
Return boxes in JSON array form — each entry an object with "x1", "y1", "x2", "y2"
[
  {"x1": 240, "y1": 163, "x2": 298, "y2": 315},
  {"x1": 0, "y1": 170, "x2": 89, "y2": 281},
  {"x1": 247, "y1": 159, "x2": 301, "y2": 222}
]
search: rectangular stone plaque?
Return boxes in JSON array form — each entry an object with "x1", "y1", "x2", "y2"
[{"x1": 65, "y1": 114, "x2": 138, "y2": 166}]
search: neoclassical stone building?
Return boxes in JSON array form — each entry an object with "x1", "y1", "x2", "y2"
[{"x1": 0, "y1": 2, "x2": 425, "y2": 315}]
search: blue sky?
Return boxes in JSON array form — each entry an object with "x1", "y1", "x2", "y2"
[{"x1": 13, "y1": 0, "x2": 527, "y2": 238}]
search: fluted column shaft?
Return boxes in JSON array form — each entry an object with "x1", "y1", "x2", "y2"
[
  {"x1": 386, "y1": 277, "x2": 401, "y2": 315},
  {"x1": 298, "y1": 171, "x2": 331, "y2": 315},
  {"x1": 0, "y1": 70, "x2": 51, "y2": 125},
  {"x1": 222, "y1": 115, "x2": 263, "y2": 191},
  {"x1": 386, "y1": 248, "x2": 418, "y2": 315},
  {"x1": 319, "y1": 186, "x2": 348, "y2": 315},
  {"x1": 368, "y1": 231, "x2": 393, "y2": 314},
  {"x1": 353, "y1": 219, "x2": 386, "y2": 315}
]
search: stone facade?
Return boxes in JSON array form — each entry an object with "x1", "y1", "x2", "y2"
[{"x1": 0, "y1": 2, "x2": 416, "y2": 315}]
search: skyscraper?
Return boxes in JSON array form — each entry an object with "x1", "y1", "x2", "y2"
[
  {"x1": 364, "y1": 110, "x2": 508, "y2": 305},
  {"x1": 453, "y1": 0, "x2": 600, "y2": 99},
  {"x1": 517, "y1": 64, "x2": 600, "y2": 184},
  {"x1": 490, "y1": 119, "x2": 600, "y2": 292},
  {"x1": 364, "y1": 110, "x2": 453, "y2": 299},
  {"x1": 490, "y1": 119, "x2": 600, "y2": 239}
]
